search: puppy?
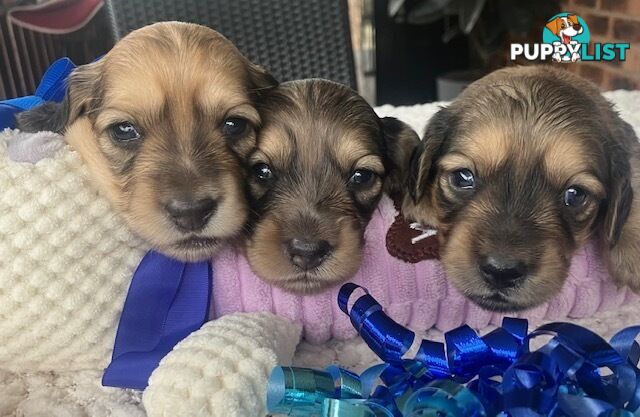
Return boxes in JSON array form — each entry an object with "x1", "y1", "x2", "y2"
[
  {"x1": 18, "y1": 22, "x2": 277, "y2": 262},
  {"x1": 245, "y1": 79, "x2": 419, "y2": 294},
  {"x1": 404, "y1": 66, "x2": 640, "y2": 312}
]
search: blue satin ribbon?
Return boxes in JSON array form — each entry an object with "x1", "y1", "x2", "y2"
[
  {"x1": 102, "y1": 251, "x2": 212, "y2": 390},
  {"x1": 268, "y1": 283, "x2": 640, "y2": 417},
  {"x1": 0, "y1": 57, "x2": 75, "y2": 128}
]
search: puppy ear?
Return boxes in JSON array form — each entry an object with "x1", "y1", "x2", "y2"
[
  {"x1": 603, "y1": 120, "x2": 636, "y2": 247},
  {"x1": 545, "y1": 18, "x2": 561, "y2": 35},
  {"x1": 16, "y1": 60, "x2": 103, "y2": 133},
  {"x1": 604, "y1": 175, "x2": 632, "y2": 246},
  {"x1": 601, "y1": 117, "x2": 640, "y2": 291},
  {"x1": 63, "y1": 60, "x2": 104, "y2": 122},
  {"x1": 16, "y1": 101, "x2": 68, "y2": 133},
  {"x1": 407, "y1": 106, "x2": 456, "y2": 202},
  {"x1": 380, "y1": 117, "x2": 420, "y2": 195},
  {"x1": 247, "y1": 61, "x2": 279, "y2": 94},
  {"x1": 568, "y1": 15, "x2": 579, "y2": 25}
]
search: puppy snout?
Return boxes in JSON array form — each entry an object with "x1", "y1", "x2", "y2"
[
  {"x1": 165, "y1": 198, "x2": 218, "y2": 232},
  {"x1": 573, "y1": 23, "x2": 583, "y2": 32},
  {"x1": 479, "y1": 255, "x2": 527, "y2": 289},
  {"x1": 287, "y1": 238, "x2": 332, "y2": 270}
]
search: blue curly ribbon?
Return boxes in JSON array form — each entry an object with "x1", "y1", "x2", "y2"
[
  {"x1": 268, "y1": 283, "x2": 640, "y2": 417},
  {"x1": 0, "y1": 57, "x2": 75, "y2": 129}
]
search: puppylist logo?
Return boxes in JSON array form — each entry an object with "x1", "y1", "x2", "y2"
[{"x1": 511, "y1": 12, "x2": 630, "y2": 63}]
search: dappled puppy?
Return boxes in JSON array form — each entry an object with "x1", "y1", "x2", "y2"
[
  {"x1": 18, "y1": 22, "x2": 277, "y2": 261},
  {"x1": 404, "y1": 66, "x2": 640, "y2": 312},
  {"x1": 246, "y1": 79, "x2": 419, "y2": 294}
]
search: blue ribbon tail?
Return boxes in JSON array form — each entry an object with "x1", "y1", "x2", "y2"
[
  {"x1": 102, "y1": 250, "x2": 212, "y2": 390},
  {"x1": 0, "y1": 57, "x2": 75, "y2": 129}
]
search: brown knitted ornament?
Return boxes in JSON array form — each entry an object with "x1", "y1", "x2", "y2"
[{"x1": 385, "y1": 196, "x2": 440, "y2": 263}]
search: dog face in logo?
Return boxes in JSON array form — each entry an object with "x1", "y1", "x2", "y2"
[{"x1": 546, "y1": 14, "x2": 584, "y2": 45}]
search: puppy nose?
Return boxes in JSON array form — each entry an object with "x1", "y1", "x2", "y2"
[
  {"x1": 287, "y1": 238, "x2": 332, "y2": 270},
  {"x1": 479, "y1": 255, "x2": 527, "y2": 289},
  {"x1": 166, "y1": 198, "x2": 217, "y2": 232}
]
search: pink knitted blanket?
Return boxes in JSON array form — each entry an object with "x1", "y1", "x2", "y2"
[{"x1": 210, "y1": 195, "x2": 638, "y2": 344}]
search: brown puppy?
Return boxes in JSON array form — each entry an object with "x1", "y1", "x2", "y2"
[
  {"x1": 404, "y1": 66, "x2": 640, "y2": 311},
  {"x1": 18, "y1": 22, "x2": 277, "y2": 262},
  {"x1": 246, "y1": 79, "x2": 419, "y2": 294}
]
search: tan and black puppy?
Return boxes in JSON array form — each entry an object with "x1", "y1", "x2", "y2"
[
  {"x1": 246, "y1": 79, "x2": 419, "y2": 294},
  {"x1": 404, "y1": 66, "x2": 640, "y2": 311},
  {"x1": 18, "y1": 22, "x2": 277, "y2": 262}
]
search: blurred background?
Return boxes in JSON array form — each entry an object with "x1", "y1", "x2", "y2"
[{"x1": 0, "y1": 0, "x2": 638, "y2": 105}]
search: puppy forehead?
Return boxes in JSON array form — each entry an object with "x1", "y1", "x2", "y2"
[
  {"x1": 451, "y1": 124, "x2": 511, "y2": 173},
  {"x1": 543, "y1": 135, "x2": 598, "y2": 186},
  {"x1": 103, "y1": 32, "x2": 250, "y2": 114},
  {"x1": 272, "y1": 126, "x2": 381, "y2": 172},
  {"x1": 104, "y1": 63, "x2": 248, "y2": 111},
  {"x1": 453, "y1": 124, "x2": 597, "y2": 184},
  {"x1": 255, "y1": 123, "x2": 294, "y2": 165},
  {"x1": 257, "y1": 120, "x2": 340, "y2": 167},
  {"x1": 333, "y1": 128, "x2": 383, "y2": 171}
]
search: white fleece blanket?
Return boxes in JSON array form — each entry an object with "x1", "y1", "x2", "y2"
[{"x1": 1, "y1": 90, "x2": 640, "y2": 417}]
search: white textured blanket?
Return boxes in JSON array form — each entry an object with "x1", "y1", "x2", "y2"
[{"x1": 1, "y1": 90, "x2": 640, "y2": 417}]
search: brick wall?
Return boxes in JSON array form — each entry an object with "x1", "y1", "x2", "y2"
[{"x1": 560, "y1": 0, "x2": 639, "y2": 90}]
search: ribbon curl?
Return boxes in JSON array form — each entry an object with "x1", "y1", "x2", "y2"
[{"x1": 268, "y1": 283, "x2": 640, "y2": 417}]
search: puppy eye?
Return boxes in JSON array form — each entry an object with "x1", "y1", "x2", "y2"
[
  {"x1": 252, "y1": 163, "x2": 274, "y2": 182},
  {"x1": 349, "y1": 169, "x2": 375, "y2": 187},
  {"x1": 564, "y1": 186, "x2": 587, "y2": 207},
  {"x1": 110, "y1": 122, "x2": 140, "y2": 142},
  {"x1": 222, "y1": 117, "x2": 249, "y2": 137},
  {"x1": 450, "y1": 169, "x2": 475, "y2": 189}
]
